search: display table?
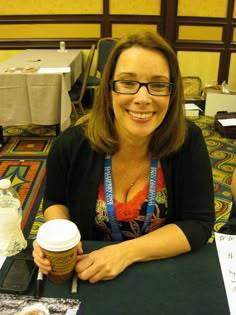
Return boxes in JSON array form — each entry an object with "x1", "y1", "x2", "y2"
[
  {"x1": 0, "y1": 241, "x2": 230, "y2": 315},
  {"x1": 0, "y1": 49, "x2": 82, "y2": 148}
]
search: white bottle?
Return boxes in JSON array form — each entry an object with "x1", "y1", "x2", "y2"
[{"x1": 0, "y1": 178, "x2": 27, "y2": 256}]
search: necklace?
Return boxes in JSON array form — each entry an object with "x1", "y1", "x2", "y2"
[
  {"x1": 120, "y1": 160, "x2": 148, "y2": 187},
  {"x1": 104, "y1": 155, "x2": 158, "y2": 241}
]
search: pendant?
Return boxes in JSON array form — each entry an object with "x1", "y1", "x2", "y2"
[{"x1": 130, "y1": 182, "x2": 134, "y2": 186}]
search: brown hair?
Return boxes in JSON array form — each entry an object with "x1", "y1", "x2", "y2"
[{"x1": 79, "y1": 31, "x2": 186, "y2": 158}]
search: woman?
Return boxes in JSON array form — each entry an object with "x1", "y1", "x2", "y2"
[{"x1": 33, "y1": 31, "x2": 215, "y2": 283}]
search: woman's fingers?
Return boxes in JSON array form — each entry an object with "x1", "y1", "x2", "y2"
[
  {"x1": 32, "y1": 240, "x2": 51, "y2": 274},
  {"x1": 75, "y1": 245, "x2": 125, "y2": 283},
  {"x1": 77, "y1": 241, "x2": 84, "y2": 255}
]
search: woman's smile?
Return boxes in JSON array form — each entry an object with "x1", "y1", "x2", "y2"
[{"x1": 127, "y1": 110, "x2": 154, "y2": 121}]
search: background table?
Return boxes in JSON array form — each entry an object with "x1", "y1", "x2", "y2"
[
  {"x1": 0, "y1": 242, "x2": 230, "y2": 315},
  {"x1": 0, "y1": 49, "x2": 82, "y2": 133}
]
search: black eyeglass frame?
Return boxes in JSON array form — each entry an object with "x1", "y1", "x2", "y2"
[{"x1": 110, "y1": 80, "x2": 175, "y2": 96}]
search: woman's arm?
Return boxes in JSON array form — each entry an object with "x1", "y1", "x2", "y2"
[
  {"x1": 76, "y1": 223, "x2": 191, "y2": 283},
  {"x1": 43, "y1": 204, "x2": 70, "y2": 221},
  {"x1": 118, "y1": 223, "x2": 191, "y2": 262},
  {"x1": 170, "y1": 121, "x2": 215, "y2": 249}
]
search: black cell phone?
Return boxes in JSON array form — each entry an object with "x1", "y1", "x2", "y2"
[{"x1": 0, "y1": 257, "x2": 37, "y2": 294}]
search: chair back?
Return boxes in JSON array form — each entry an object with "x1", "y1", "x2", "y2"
[
  {"x1": 70, "y1": 44, "x2": 96, "y2": 115},
  {"x1": 182, "y1": 76, "x2": 202, "y2": 97},
  {"x1": 96, "y1": 37, "x2": 118, "y2": 75},
  {"x1": 79, "y1": 45, "x2": 96, "y2": 98}
]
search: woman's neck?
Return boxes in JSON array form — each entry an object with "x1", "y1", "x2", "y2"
[
  {"x1": 115, "y1": 134, "x2": 151, "y2": 161},
  {"x1": 113, "y1": 144, "x2": 150, "y2": 163}
]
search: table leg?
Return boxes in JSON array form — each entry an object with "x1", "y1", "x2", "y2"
[
  {"x1": 0, "y1": 126, "x2": 9, "y2": 151},
  {"x1": 0, "y1": 126, "x2": 4, "y2": 150},
  {"x1": 55, "y1": 124, "x2": 60, "y2": 136}
]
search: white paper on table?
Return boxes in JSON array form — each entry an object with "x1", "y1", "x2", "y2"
[
  {"x1": 0, "y1": 256, "x2": 6, "y2": 269},
  {"x1": 215, "y1": 232, "x2": 236, "y2": 315},
  {"x1": 184, "y1": 103, "x2": 202, "y2": 111},
  {"x1": 217, "y1": 118, "x2": 236, "y2": 127},
  {"x1": 38, "y1": 67, "x2": 71, "y2": 74}
]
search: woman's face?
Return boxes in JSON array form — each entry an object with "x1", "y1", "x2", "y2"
[{"x1": 111, "y1": 46, "x2": 171, "y2": 143}]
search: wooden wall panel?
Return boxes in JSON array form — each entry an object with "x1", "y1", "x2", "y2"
[
  {"x1": 109, "y1": 0, "x2": 160, "y2": 15},
  {"x1": 233, "y1": 28, "x2": 236, "y2": 42},
  {"x1": 112, "y1": 24, "x2": 157, "y2": 38},
  {"x1": 178, "y1": 26, "x2": 223, "y2": 41},
  {"x1": 0, "y1": 50, "x2": 23, "y2": 61},
  {"x1": 178, "y1": 51, "x2": 220, "y2": 86},
  {"x1": 1, "y1": 0, "x2": 103, "y2": 15},
  {"x1": 0, "y1": 24, "x2": 100, "y2": 38},
  {"x1": 228, "y1": 53, "x2": 236, "y2": 88},
  {"x1": 177, "y1": 0, "x2": 228, "y2": 17},
  {"x1": 233, "y1": 0, "x2": 236, "y2": 17},
  {"x1": 174, "y1": 0, "x2": 236, "y2": 88}
]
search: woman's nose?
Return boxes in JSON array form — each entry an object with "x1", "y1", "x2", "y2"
[{"x1": 134, "y1": 85, "x2": 152, "y2": 104}]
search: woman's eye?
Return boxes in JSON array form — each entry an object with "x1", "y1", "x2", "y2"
[
  {"x1": 151, "y1": 83, "x2": 166, "y2": 89},
  {"x1": 122, "y1": 81, "x2": 136, "y2": 87}
]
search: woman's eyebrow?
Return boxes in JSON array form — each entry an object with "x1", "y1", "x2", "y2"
[
  {"x1": 115, "y1": 73, "x2": 170, "y2": 81},
  {"x1": 116, "y1": 72, "x2": 135, "y2": 78},
  {"x1": 151, "y1": 75, "x2": 169, "y2": 81}
]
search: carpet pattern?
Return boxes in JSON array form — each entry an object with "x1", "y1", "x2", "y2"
[
  {"x1": 3, "y1": 124, "x2": 56, "y2": 137},
  {"x1": 192, "y1": 116, "x2": 236, "y2": 233},
  {"x1": 0, "y1": 137, "x2": 53, "y2": 238},
  {"x1": 1, "y1": 137, "x2": 54, "y2": 157},
  {"x1": 1, "y1": 116, "x2": 235, "y2": 241}
]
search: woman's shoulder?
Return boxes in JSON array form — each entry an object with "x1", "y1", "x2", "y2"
[
  {"x1": 186, "y1": 118, "x2": 202, "y2": 135},
  {"x1": 183, "y1": 119, "x2": 206, "y2": 146},
  {"x1": 53, "y1": 124, "x2": 86, "y2": 146},
  {"x1": 49, "y1": 125, "x2": 91, "y2": 158},
  {"x1": 59, "y1": 124, "x2": 85, "y2": 138},
  {"x1": 161, "y1": 119, "x2": 206, "y2": 163}
]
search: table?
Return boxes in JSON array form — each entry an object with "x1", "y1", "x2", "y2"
[
  {"x1": 0, "y1": 49, "x2": 82, "y2": 147},
  {"x1": 0, "y1": 242, "x2": 230, "y2": 315}
]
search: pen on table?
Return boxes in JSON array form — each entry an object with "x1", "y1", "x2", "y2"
[
  {"x1": 26, "y1": 59, "x2": 41, "y2": 62},
  {"x1": 71, "y1": 272, "x2": 78, "y2": 294},
  {"x1": 35, "y1": 268, "x2": 44, "y2": 298}
]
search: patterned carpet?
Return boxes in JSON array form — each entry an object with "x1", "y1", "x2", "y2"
[
  {"x1": 1, "y1": 116, "x2": 235, "y2": 240},
  {"x1": 3, "y1": 124, "x2": 57, "y2": 137},
  {"x1": 0, "y1": 135, "x2": 53, "y2": 238},
  {"x1": 192, "y1": 116, "x2": 236, "y2": 233}
]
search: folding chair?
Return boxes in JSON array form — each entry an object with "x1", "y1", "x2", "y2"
[
  {"x1": 182, "y1": 76, "x2": 203, "y2": 99},
  {"x1": 182, "y1": 76, "x2": 205, "y2": 110},
  {"x1": 69, "y1": 44, "x2": 96, "y2": 117},
  {"x1": 76, "y1": 37, "x2": 118, "y2": 102}
]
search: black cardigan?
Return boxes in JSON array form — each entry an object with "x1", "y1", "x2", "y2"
[{"x1": 43, "y1": 120, "x2": 215, "y2": 250}]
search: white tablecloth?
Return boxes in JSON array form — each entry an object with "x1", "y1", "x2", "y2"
[{"x1": 0, "y1": 49, "x2": 82, "y2": 131}]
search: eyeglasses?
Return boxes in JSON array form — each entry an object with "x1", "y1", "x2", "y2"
[{"x1": 110, "y1": 80, "x2": 174, "y2": 96}]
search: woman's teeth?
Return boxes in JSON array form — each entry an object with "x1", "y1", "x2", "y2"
[{"x1": 129, "y1": 111, "x2": 153, "y2": 119}]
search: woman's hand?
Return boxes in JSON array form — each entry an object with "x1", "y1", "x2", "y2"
[
  {"x1": 32, "y1": 240, "x2": 84, "y2": 274},
  {"x1": 75, "y1": 244, "x2": 129, "y2": 283},
  {"x1": 32, "y1": 240, "x2": 51, "y2": 274}
]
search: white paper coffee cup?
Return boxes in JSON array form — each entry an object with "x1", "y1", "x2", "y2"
[{"x1": 36, "y1": 219, "x2": 81, "y2": 283}]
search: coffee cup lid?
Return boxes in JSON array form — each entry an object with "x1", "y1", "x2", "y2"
[{"x1": 36, "y1": 219, "x2": 81, "y2": 252}]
